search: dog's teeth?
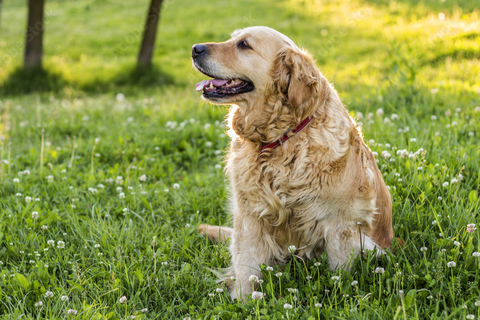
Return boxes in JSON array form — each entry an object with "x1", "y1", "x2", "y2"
[{"x1": 209, "y1": 83, "x2": 214, "y2": 89}]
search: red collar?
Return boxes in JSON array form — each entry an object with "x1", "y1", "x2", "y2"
[{"x1": 260, "y1": 117, "x2": 313, "y2": 154}]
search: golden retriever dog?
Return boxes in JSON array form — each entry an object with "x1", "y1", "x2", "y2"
[{"x1": 192, "y1": 26, "x2": 393, "y2": 300}]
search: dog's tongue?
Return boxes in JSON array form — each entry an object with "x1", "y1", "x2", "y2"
[{"x1": 196, "y1": 79, "x2": 229, "y2": 92}]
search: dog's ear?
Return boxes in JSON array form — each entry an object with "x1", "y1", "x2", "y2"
[{"x1": 272, "y1": 48, "x2": 322, "y2": 108}]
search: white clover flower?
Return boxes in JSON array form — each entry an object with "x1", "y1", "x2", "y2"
[
  {"x1": 249, "y1": 275, "x2": 259, "y2": 282},
  {"x1": 384, "y1": 117, "x2": 391, "y2": 124},
  {"x1": 450, "y1": 178, "x2": 458, "y2": 184},
  {"x1": 208, "y1": 293, "x2": 215, "y2": 297},
  {"x1": 139, "y1": 174, "x2": 147, "y2": 182},
  {"x1": 306, "y1": 275, "x2": 312, "y2": 280},
  {"x1": 427, "y1": 295, "x2": 433, "y2": 300},
  {"x1": 331, "y1": 276, "x2": 339, "y2": 281},
  {"x1": 410, "y1": 138, "x2": 417, "y2": 142},
  {"x1": 183, "y1": 317, "x2": 191, "y2": 320},
  {"x1": 119, "y1": 192, "x2": 125, "y2": 199},
  {"x1": 396, "y1": 149, "x2": 409, "y2": 158},
  {"x1": 13, "y1": 178, "x2": 20, "y2": 183},
  {"x1": 94, "y1": 244, "x2": 101, "y2": 248},
  {"x1": 391, "y1": 114, "x2": 399, "y2": 120},
  {"x1": 230, "y1": 276, "x2": 237, "y2": 281},
  {"x1": 475, "y1": 300, "x2": 480, "y2": 306},
  {"x1": 35, "y1": 301, "x2": 43, "y2": 307},
  {"x1": 466, "y1": 315, "x2": 475, "y2": 320},
  {"x1": 119, "y1": 296, "x2": 127, "y2": 303},
  {"x1": 472, "y1": 252, "x2": 480, "y2": 257},
  {"x1": 442, "y1": 182, "x2": 449, "y2": 187},
  {"x1": 288, "y1": 288, "x2": 298, "y2": 293},
  {"x1": 46, "y1": 175, "x2": 54, "y2": 183},
  {"x1": 446, "y1": 261, "x2": 456, "y2": 268},
  {"x1": 351, "y1": 280, "x2": 358, "y2": 286},
  {"x1": 420, "y1": 247, "x2": 427, "y2": 252},
  {"x1": 284, "y1": 303, "x2": 293, "y2": 310},
  {"x1": 25, "y1": 196, "x2": 32, "y2": 202},
  {"x1": 41, "y1": 225, "x2": 47, "y2": 230},
  {"x1": 215, "y1": 288, "x2": 223, "y2": 293},
  {"x1": 57, "y1": 241, "x2": 65, "y2": 249},
  {"x1": 381, "y1": 151, "x2": 391, "y2": 159},
  {"x1": 205, "y1": 141, "x2": 212, "y2": 147},
  {"x1": 47, "y1": 240, "x2": 55, "y2": 246},
  {"x1": 16, "y1": 193, "x2": 22, "y2": 197},
  {"x1": 116, "y1": 93, "x2": 125, "y2": 102},
  {"x1": 32, "y1": 212, "x2": 39, "y2": 219},
  {"x1": 266, "y1": 266, "x2": 273, "y2": 272},
  {"x1": 376, "y1": 108, "x2": 384, "y2": 117},
  {"x1": 173, "y1": 183, "x2": 180, "y2": 189},
  {"x1": 453, "y1": 241, "x2": 461, "y2": 247},
  {"x1": 315, "y1": 303, "x2": 322, "y2": 308},
  {"x1": 430, "y1": 115, "x2": 437, "y2": 120},
  {"x1": 288, "y1": 245, "x2": 296, "y2": 253},
  {"x1": 45, "y1": 291, "x2": 53, "y2": 298},
  {"x1": 67, "y1": 309, "x2": 78, "y2": 315},
  {"x1": 374, "y1": 267, "x2": 385, "y2": 274},
  {"x1": 441, "y1": 249, "x2": 447, "y2": 253},
  {"x1": 215, "y1": 164, "x2": 222, "y2": 170},
  {"x1": 251, "y1": 291, "x2": 264, "y2": 300},
  {"x1": 61, "y1": 295, "x2": 69, "y2": 301},
  {"x1": 438, "y1": 197, "x2": 442, "y2": 200},
  {"x1": 142, "y1": 308, "x2": 148, "y2": 313},
  {"x1": 275, "y1": 272, "x2": 283, "y2": 278}
]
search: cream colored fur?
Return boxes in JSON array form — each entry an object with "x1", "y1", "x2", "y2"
[{"x1": 193, "y1": 26, "x2": 393, "y2": 300}]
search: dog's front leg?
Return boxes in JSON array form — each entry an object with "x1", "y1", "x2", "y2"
[{"x1": 228, "y1": 217, "x2": 273, "y2": 301}]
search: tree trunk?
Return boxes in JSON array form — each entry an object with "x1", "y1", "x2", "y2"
[
  {"x1": 0, "y1": 0, "x2": 3, "y2": 29},
  {"x1": 24, "y1": 0, "x2": 45, "y2": 69},
  {"x1": 137, "y1": 0, "x2": 163, "y2": 68}
]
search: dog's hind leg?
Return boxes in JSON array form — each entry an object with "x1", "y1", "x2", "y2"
[{"x1": 198, "y1": 224, "x2": 233, "y2": 244}]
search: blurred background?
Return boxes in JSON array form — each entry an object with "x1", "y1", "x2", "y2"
[{"x1": 0, "y1": 0, "x2": 478, "y2": 102}]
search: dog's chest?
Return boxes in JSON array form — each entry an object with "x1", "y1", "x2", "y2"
[{"x1": 228, "y1": 145, "x2": 354, "y2": 222}]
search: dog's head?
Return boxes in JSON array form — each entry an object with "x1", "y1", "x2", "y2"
[{"x1": 192, "y1": 26, "x2": 324, "y2": 110}]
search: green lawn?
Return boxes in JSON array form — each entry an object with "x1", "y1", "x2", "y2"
[{"x1": 0, "y1": 0, "x2": 479, "y2": 319}]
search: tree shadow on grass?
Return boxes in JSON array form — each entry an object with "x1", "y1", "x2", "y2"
[
  {"x1": 82, "y1": 64, "x2": 176, "y2": 94},
  {"x1": 0, "y1": 64, "x2": 175, "y2": 97},
  {"x1": 0, "y1": 67, "x2": 67, "y2": 97}
]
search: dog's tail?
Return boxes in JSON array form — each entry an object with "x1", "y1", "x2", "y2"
[
  {"x1": 198, "y1": 224, "x2": 233, "y2": 243},
  {"x1": 198, "y1": 224, "x2": 233, "y2": 244}
]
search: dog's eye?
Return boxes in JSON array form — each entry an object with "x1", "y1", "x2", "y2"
[{"x1": 237, "y1": 40, "x2": 252, "y2": 50}]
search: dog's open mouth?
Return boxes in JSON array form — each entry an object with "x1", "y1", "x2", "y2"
[{"x1": 196, "y1": 78, "x2": 254, "y2": 98}]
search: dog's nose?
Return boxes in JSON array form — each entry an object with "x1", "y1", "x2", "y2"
[{"x1": 192, "y1": 44, "x2": 206, "y2": 58}]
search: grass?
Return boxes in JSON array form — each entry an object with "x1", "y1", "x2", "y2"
[{"x1": 0, "y1": 0, "x2": 479, "y2": 319}]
